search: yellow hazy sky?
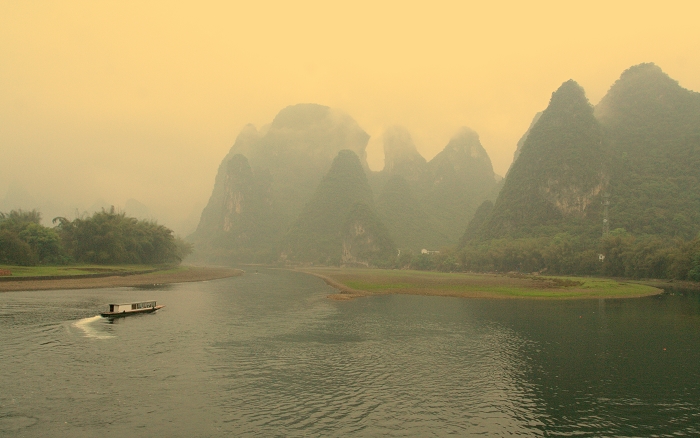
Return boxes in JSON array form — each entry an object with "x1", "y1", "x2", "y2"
[{"x1": 1, "y1": 1, "x2": 699, "y2": 233}]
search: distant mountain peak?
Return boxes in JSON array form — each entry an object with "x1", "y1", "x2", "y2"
[
  {"x1": 382, "y1": 126, "x2": 426, "y2": 176},
  {"x1": 429, "y1": 127, "x2": 495, "y2": 178},
  {"x1": 444, "y1": 127, "x2": 487, "y2": 158},
  {"x1": 270, "y1": 103, "x2": 331, "y2": 130},
  {"x1": 547, "y1": 79, "x2": 590, "y2": 113},
  {"x1": 595, "y1": 62, "x2": 693, "y2": 125},
  {"x1": 479, "y1": 78, "x2": 605, "y2": 239},
  {"x1": 618, "y1": 62, "x2": 668, "y2": 81}
]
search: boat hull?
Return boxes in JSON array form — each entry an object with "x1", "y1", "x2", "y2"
[{"x1": 101, "y1": 305, "x2": 164, "y2": 318}]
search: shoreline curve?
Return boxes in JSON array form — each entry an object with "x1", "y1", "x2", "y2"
[{"x1": 0, "y1": 266, "x2": 243, "y2": 292}]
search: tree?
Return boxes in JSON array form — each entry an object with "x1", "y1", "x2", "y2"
[{"x1": 55, "y1": 208, "x2": 182, "y2": 265}]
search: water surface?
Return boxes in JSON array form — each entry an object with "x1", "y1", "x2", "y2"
[{"x1": 1, "y1": 269, "x2": 699, "y2": 436}]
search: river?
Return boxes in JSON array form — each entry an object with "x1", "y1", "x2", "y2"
[{"x1": 1, "y1": 268, "x2": 699, "y2": 436}]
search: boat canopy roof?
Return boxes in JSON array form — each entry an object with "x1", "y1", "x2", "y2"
[{"x1": 108, "y1": 301, "x2": 156, "y2": 306}]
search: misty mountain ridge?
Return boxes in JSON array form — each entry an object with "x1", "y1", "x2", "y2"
[
  {"x1": 372, "y1": 125, "x2": 500, "y2": 251},
  {"x1": 191, "y1": 104, "x2": 374, "y2": 262},
  {"x1": 192, "y1": 62, "x2": 699, "y2": 269},
  {"x1": 192, "y1": 105, "x2": 501, "y2": 263},
  {"x1": 468, "y1": 62, "x2": 700, "y2": 246}
]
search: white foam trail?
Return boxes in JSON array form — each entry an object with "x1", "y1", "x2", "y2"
[{"x1": 73, "y1": 315, "x2": 114, "y2": 339}]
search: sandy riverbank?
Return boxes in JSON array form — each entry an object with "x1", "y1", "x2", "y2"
[
  {"x1": 298, "y1": 267, "x2": 663, "y2": 301},
  {"x1": 0, "y1": 266, "x2": 243, "y2": 292}
]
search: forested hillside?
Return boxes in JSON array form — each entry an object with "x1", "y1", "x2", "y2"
[
  {"x1": 596, "y1": 63, "x2": 700, "y2": 239},
  {"x1": 456, "y1": 63, "x2": 700, "y2": 280},
  {"x1": 479, "y1": 80, "x2": 605, "y2": 240}
]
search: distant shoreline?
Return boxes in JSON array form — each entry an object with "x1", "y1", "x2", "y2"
[
  {"x1": 297, "y1": 267, "x2": 664, "y2": 301},
  {"x1": 0, "y1": 266, "x2": 243, "y2": 292}
]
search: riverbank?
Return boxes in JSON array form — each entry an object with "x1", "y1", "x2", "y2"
[
  {"x1": 298, "y1": 267, "x2": 663, "y2": 300},
  {"x1": 0, "y1": 265, "x2": 243, "y2": 292}
]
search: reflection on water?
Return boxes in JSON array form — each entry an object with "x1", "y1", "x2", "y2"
[{"x1": 0, "y1": 269, "x2": 699, "y2": 437}]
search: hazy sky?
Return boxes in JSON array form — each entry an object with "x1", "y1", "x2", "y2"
[{"x1": 2, "y1": 1, "x2": 699, "y2": 233}]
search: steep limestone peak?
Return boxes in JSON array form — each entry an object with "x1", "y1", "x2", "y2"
[
  {"x1": 226, "y1": 124, "x2": 260, "y2": 161},
  {"x1": 546, "y1": 79, "x2": 591, "y2": 115},
  {"x1": 509, "y1": 112, "x2": 542, "y2": 174},
  {"x1": 429, "y1": 127, "x2": 495, "y2": 178},
  {"x1": 382, "y1": 126, "x2": 426, "y2": 176},
  {"x1": 270, "y1": 103, "x2": 332, "y2": 129},
  {"x1": 260, "y1": 103, "x2": 370, "y2": 167},
  {"x1": 284, "y1": 149, "x2": 377, "y2": 262},
  {"x1": 443, "y1": 127, "x2": 488, "y2": 159},
  {"x1": 479, "y1": 79, "x2": 604, "y2": 239},
  {"x1": 595, "y1": 62, "x2": 697, "y2": 125}
]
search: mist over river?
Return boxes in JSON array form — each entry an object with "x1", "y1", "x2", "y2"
[{"x1": 1, "y1": 269, "x2": 699, "y2": 436}]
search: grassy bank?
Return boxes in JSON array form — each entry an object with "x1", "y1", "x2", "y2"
[
  {"x1": 0, "y1": 264, "x2": 159, "y2": 278},
  {"x1": 299, "y1": 267, "x2": 662, "y2": 300},
  {"x1": 0, "y1": 265, "x2": 242, "y2": 292}
]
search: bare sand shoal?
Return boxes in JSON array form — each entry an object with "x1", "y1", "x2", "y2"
[{"x1": 0, "y1": 266, "x2": 243, "y2": 292}]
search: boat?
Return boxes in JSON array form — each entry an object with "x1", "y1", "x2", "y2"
[{"x1": 100, "y1": 301, "x2": 164, "y2": 317}]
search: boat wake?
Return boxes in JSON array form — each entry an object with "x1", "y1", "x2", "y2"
[{"x1": 73, "y1": 315, "x2": 114, "y2": 339}]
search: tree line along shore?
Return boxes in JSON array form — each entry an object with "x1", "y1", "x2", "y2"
[
  {"x1": 0, "y1": 208, "x2": 192, "y2": 267},
  {"x1": 0, "y1": 208, "x2": 245, "y2": 292}
]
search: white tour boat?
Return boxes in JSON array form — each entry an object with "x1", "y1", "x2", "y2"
[{"x1": 101, "y1": 301, "x2": 164, "y2": 317}]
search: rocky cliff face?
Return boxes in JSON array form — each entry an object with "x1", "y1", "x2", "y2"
[
  {"x1": 341, "y1": 202, "x2": 396, "y2": 265},
  {"x1": 480, "y1": 80, "x2": 606, "y2": 239},
  {"x1": 192, "y1": 154, "x2": 275, "y2": 260}
]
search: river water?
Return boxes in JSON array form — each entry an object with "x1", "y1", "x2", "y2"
[{"x1": 1, "y1": 269, "x2": 699, "y2": 436}]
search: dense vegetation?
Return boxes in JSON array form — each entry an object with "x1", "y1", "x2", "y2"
[
  {"x1": 451, "y1": 64, "x2": 700, "y2": 282},
  {"x1": 0, "y1": 210, "x2": 63, "y2": 265},
  {"x1": 375, "y1": 175, "x2": 447, "y2": 251},
  {"x1": 597, "y1": 63, "x2": 700, "y2": 239},
  {"x1": 393, "y1": 232, "x2": 699, "y2": 281},
  {"x1": 0, "y1": 208, "x2": 190, "y2": 266},
  {"x1": 479, "y1": 80, "x2": 605, "y2": 240}
]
